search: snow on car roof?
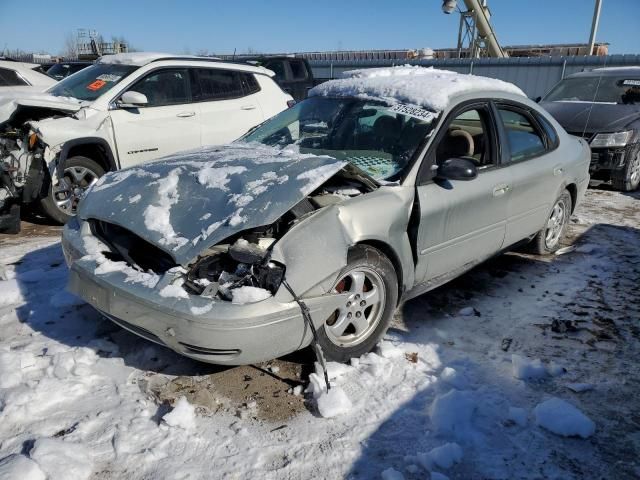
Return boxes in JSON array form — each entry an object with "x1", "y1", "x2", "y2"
[{"x1": 309, "y1": 66, "x2": 525, "y2": 112}]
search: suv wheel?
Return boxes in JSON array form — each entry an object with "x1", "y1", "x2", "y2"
[
  {"x1": 528, "y1": 190, "x2": 572, "y2": 255},
  {"x1": 611, "y1": 146, "x2": 640, "y2": 192},
  {"x1": 40, "y1": 156, "x2": 105, "y2": 224},
  {"x1": 317, "y1": 245, "x2": 398, "y2": 363}
]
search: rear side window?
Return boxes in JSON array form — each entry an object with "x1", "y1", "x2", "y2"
[
  {"x1": 239, "y1": 73, "x2": 260, "y2": 95},
  {"x1": 498, "y1": 108, "x2": 547, "y2": 163},
  {"x1": 193, "y1": 68, "x2": 244, "y2": 101},
  {"x1": 0, "y1": 67, "x2": 28, "y2": 86},
  {"x1": 130, "y1": 69, "x2": 189, "y2": 107},
  {"x1": 289, "y1": 60, "x2": 308, "y2": 80},
  {"x1": 535, "y1": 113, "x2": 559, "y2": 149}
]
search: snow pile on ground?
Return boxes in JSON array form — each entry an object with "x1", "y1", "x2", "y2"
[
  {"x1": 230, "y1": 286, "x2": 272, "y2": 304},
  {"x1": 0, "y1": 279, "x2": 23, "y2": 306},
  {"x1": 307, "y1": 362, "x2": 353, "y2": 418},
  {"x1": 0, "y1": 454, "x2": 45, "y2": 480},
  {"x1": 310, "y1": 66, "x2": 525, "y2": 112},
  {"x1": 429, "y1": 389, "x2": 477, "y2": 439},
  {"x1": 29, "y1": 438, "x2": 93, "y2": 480},
  {"x1": 380, "y1": 467, "x2": 405, "y2": 480},
  {"x1": 162, "y1": 396, "x2": 196, "y2": 430},
  {"x1": 417, "y1": 442, "x2": 463, "y2": 470},
  {"x1": 534, "y1": 397, "x2": 595, "y2": 439},
  {"x1": 511, "y1": 354, "x2": 548, "y2": 380}
]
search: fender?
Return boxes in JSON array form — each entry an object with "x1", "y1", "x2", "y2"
[{"x1": 56, "y1": 137, "x2": 119, "y2": 178}]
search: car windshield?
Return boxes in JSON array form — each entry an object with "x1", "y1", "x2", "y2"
[
  {"x1": 544, "y1": 76, "x2": 640, "y2": 104},
  {"x1": 48, "y1": 63, "x2": 138, "y2": 101},
  {"x1": 241, "y1": 96, "x2": 436, "y2": 181},
  {"x1": 47, "y1": 63, "x2": 90, "y2": 81}
]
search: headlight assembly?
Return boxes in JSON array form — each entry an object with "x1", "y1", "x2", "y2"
[{"x1": 590, "y1": 130, "x2": 634, "y2": 148}]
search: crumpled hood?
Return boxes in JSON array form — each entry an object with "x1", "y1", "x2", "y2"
[
  {"x1": 0, "y1": 91, "x2": 84, "y2": 125},
  {"x1": 541, "y1": 101, "x2": 640, "y2": 134},
  {"x1": 78, "y1": 143, "x2": 347, "y2": 266}
]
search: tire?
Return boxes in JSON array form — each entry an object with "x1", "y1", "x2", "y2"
[
  {"x1": 611, "y1": 145, "x2": 640, "y2": 192},
  {"x1": 40, "y1": 156, "x2": 106, "y2": 225},
  {"x1": 528, "y1": 190, "x2": 572, "y2": 255},
  {"x1": 316, "y1": 245, "x2": 398, "y2": 363}
]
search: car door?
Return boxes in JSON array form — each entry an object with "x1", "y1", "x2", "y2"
[
  {"x1": 109, "y1": 68, "x2": 201, "y2": 167},
  {"x1": 193, "y1": 68, "x2": 264, "y2": 146},
  {"x1": 413, "y1": 102, "x2": 509, "y2": 285},
  {"x1": 493, "y1": 103, "x2": 564, "y2": 246}
]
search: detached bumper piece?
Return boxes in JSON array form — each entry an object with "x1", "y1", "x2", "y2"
[{"x1": 0, "y1": 204, "x2": 20, "y2": 234}]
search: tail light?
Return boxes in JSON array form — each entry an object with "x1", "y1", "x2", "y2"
[{"x1": 287, "y1": 99, "x2": 296, "y2": 108}]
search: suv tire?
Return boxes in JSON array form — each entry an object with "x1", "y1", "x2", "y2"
[
  {"x1": 40, "y1": 156, "x2": 106, "y2": 225},
  {"x1": 317, "y1": 245, "x2": 398, "y2": 363}
]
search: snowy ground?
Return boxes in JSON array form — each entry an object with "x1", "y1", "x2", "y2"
[{"x1": 0, "y1": 187, "x2": 638, "y2": 480}]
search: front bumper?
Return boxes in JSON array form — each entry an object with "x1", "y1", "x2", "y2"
[
  {"x1": 589, "y1": 143, "x2": 639, "y2": 178},
  {"x1": 62, "y1": 226, "x2": 346, "y2": 365}
]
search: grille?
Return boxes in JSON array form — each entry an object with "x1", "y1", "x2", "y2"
[{"x1": 90, "y1": 219, "x2": 177, "y2": 274}]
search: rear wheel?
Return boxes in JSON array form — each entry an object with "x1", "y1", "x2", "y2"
[
  {"x1": 528, "y1": 190, "x2": 572, "y2": 255},
  {"x1": 317, "y1": 245, "x2": 398, "y2": 363},
  {"x1": 40, "y1": 156, "x2": 105, "y2": 224},
  {"x1": 611, "y1": 146, "x2": 640, "y2": 192}
]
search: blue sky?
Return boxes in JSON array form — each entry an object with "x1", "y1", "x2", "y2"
[{"x1": 1, "y1": 0, "x2": 639, "y2": 55}]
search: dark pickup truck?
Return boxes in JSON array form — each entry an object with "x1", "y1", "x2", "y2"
[{"x1": 244, "y1": 56, "x2": 314, "y2": 102}]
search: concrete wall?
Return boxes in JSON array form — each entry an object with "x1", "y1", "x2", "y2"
[{"x1": 309, "y1": 54, "x2": 640, "y2": 99}]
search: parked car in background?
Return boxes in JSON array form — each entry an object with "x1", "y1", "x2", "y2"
[
  {"x1": 245, "y1": 56, "x2": 314, "y2": 102},
  {"x1": 0, "y1": 52, "x2": 294, "y2": 231},
  {"x1": 0, "y1": 60, "x2": 56, "y2": 91},
  {"x1": 541, "y1": 67, "x2": 640, "y2": 191},
  {"x1": 62, "y1": 67, "x2": 590, "y2": 366},
  {"x1": 46, "y1": 61, "x2": 93, "y2": 81}
]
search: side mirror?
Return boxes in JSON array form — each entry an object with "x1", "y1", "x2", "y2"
[
  {"x1": 436, "y1": 157, "x2": 478, "y2": 181},
  {"x1": 535, "y1": 96, "x2": 542, "y2": 103},
  {"x1": 117, "y1": 91, "x2": 148, "y2": 108}
]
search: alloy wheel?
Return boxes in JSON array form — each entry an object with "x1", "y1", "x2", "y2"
[
  {"x1": 545, "y1": 198, "x2": 568, "y2": 249},
  {"x1": 52, "y1": 166, "x2": 100, "y2": 216},
  {"x1": 325, "y1": 267, "x2": 386, "y2": 347}
]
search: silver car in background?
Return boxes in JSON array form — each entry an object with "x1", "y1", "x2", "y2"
[{"x1": 62, "y1": 67, "x2": 591, "y2": 365}]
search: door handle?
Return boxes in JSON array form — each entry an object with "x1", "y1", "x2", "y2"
[
  {"x1": 553, "y1": 165, "x2": 564, "y2": 176},
  {"x1": 241, "y1": 104, "x2": 257, "y2": 110},
  {"x1": 492, "y1": 184, "x2": 510, "y2": 197},
  {"x1": 176, "y1": 112, "x2": 195, "y2": 118}
]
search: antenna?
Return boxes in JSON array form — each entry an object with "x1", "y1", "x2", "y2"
[{"x1": 581, "y1": 55, "x2": 608, "y2": 138}]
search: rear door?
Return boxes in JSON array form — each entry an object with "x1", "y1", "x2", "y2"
[
  {"x1": 192, "y1": 68, "x2": 264, "y2": 146},
  {"x1": 414, "y1": 101, "x2": 509, "y2": 285},
  {"x1": 493, "y1": 102, "x2": 563, "y2": 246},
  {"x1": 109, "y1": 68, "x2": 201, "y2": 167}
]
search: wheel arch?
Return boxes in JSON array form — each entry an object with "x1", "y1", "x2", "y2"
[
  {"x1": 353, "y1": 240, "x2": 403, "y2": 305},
  {"x1": 59, "y1": 138, "x2": 118, "y2": 174},
  {"x1": 565, "y1": 182, "x2": 577, "y2": 213}
]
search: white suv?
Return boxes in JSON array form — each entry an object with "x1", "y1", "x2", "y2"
[{"x1": 0, "y1": 52, "x2": 293, "y2": 226}]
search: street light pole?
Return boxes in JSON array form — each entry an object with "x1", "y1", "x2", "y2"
[{"x1": 588, "y1": 0, "x2": 603, "y2": 55}]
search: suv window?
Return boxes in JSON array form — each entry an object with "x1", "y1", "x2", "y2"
[
  {"x1": 131, "y1": 69, "x2": 189, "y2": 107},
  {"x1": 289, "y1": 60, "x2": 308, "y2": 80},
  {"x1": 437, "y1": 107, "x2": 494, "y2": 168},
  {"x1": 264, "y1": 61, "x2": 286, "y2": 82},
  {"x1": 239, "y1": 73, "x2": 260, "y2": 95},
  {"x1": 498, "y1": 108, "x2": 546, "y2": 162},
  {"x1": 535, "y1": 113, "x2": 559, "y2": 149},
  {"x1": 192, "y1": 68, "x2": 245, "y2": 101},
  {"x1": 0, "y1": 67, "x2": 28, "y2": 86}
]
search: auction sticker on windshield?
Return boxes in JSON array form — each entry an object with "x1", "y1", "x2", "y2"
[
  {"x1": 87, "y1": 79, "x2": 107, "y2": 91},
  {"x1": 389, "y1": 104, "x2": 437, "y2": 123}
]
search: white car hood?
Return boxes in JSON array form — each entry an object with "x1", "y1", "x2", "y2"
[{"x1": 0, "y1": 91, "x2": 85, "y2": 125}]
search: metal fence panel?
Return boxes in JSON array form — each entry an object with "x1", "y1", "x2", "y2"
[{"x1": 309, "y1": 55, "x2": 640, "y2": 99}]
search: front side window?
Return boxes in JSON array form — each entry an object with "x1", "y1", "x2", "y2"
[
  {"x1": 130, "y1": 69, "x2": 189, "y2": 107},
  {"x1": 0, "y1": 67, "x2": 27, "y2": 86},
  {"x1": 242, "y1": 96, "x2": 436, "y2": 181},
  {"x1": 544, "y1": 76, "x2": 640, "y2": 105},
  {"x1": 436, "y1": 107, "x2": 494, "y2": 168},
  {"x1": 192, "y1": 68, "x2": 244, "y2": 101},
  {"x1": 498, "y1": 108, "x2": 546, "y2": 162},
  {"x1": 48, "y1": 63, "x2": 138, "y2": 101}
]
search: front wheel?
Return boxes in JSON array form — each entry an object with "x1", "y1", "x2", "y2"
[
  {"x1": 317, "y1": 245, "x2": 398, "y2": 363},
  {"x1": 528, "y1": 190, "x2": 572, "y2": 255},
  {"x1": 40, "y1": 156, "x2": 105, "y2": 224}
]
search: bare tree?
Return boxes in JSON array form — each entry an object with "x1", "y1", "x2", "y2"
[{"x1": 62, "y1": 32, "x2": 77, "y2": 59}]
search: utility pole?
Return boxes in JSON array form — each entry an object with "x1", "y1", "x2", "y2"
[{"x1": 588, "y1": 0, "x2": 603, "y2": 55}]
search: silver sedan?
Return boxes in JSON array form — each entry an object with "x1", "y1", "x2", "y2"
[{"x1": 62, "y1": 69, "x2": 591, "y2": 365}]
